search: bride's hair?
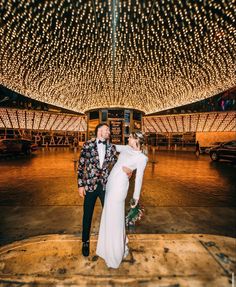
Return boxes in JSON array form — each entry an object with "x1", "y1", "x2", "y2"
[{"x1": 130, "y1": 131, "x2": 148, "y2": 154}]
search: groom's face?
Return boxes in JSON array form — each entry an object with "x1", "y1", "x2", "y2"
[{"x1": 99, "y1": 125, "x2": 110, "y2": 140}]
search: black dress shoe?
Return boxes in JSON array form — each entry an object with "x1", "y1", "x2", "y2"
[{"x1": 82, "y1": 241, "x2": 90, "y2": 257}]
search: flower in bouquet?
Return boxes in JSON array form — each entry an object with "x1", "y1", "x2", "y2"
[{"x1": 125, "y1": 199, "x2": 145, "y2": 227}]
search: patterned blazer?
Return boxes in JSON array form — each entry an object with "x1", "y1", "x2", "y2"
[{"x1": 77, "y1": 138, "x2": 117, "y2": 192}]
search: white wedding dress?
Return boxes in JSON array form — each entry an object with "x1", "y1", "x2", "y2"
[{"x1": 96, "y1": 144, "x2": 148, "y2": 268}]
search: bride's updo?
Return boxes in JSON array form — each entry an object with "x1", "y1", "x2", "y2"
[{"x1": 130, "y1": 131, "x2": 147, "y2": 154}]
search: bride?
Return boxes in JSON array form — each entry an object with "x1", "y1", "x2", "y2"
[{"x1": 96, "y1": 131, "x2": 148, "y2": 269}]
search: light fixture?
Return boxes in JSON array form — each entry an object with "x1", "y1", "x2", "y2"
[{"x1": 0, "y1": 0, "x2": 235, "y2": 114}]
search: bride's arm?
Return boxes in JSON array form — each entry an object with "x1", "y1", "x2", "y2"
[
  {"x1": 115, "y1": 144, "x2": 127, "y2": 153},
  {"x1": 133, "y1": 157, "x2": 148, "y2": 201}
]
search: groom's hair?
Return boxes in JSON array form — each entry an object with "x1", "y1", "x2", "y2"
[{"x1": 95, "y1": 123, "x2": 109, "y2": 136}]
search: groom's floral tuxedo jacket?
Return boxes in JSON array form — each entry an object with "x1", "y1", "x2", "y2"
[{"x1": 78, "y1": 138, "x2": 117, "y2": 192}]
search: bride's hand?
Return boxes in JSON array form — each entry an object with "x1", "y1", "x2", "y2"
[
  {"x1": 122, "y1": 166, "x2": 132, "y2": 179},
  {"x1": 131, "y1": 199, "x2": 138, "y2": 208}
]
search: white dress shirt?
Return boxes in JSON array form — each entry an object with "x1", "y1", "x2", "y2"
[{"x1": 96, "y1": 138, "x2": 106, "y2": 168}]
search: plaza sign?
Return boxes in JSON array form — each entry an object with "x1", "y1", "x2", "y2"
[{"x1": 33, "y1": 135, "x2": 72, "y2": 146}]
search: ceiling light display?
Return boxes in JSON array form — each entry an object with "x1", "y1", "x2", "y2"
[
  {"x1": 144, "y1": 111, "x2": 236, "y2": 133},
  {"x1": 0, "y1": 0, "x2": 235, "y2": 114},
  {"x1": 0, "y1": 108, "x2": 87, "y2": 132}
]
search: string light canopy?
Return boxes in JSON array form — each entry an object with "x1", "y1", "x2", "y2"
[
  {"x1": 0, "y1": 108, "x2": 87, "y2": 132},
  {"x1": 0, "y1": 0, "x2": 235, "y2": 114},
  {"x1": 144, "y1": 111, "x2": 236, "y2": 133}
]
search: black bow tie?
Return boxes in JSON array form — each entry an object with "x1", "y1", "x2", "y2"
[{"x1": 98, "y1": 140, "x2": 106, "y2": 145}]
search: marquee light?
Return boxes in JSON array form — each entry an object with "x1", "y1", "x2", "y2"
[
  {"x1": 0, "y1": 108, "x2": 87, "y2": 132},
  {"x1": 144, "y1": 112, "x2": 236, "y2": 133},
  {"x1": 0, "y1": 108, "x2": 235, "y2": 133}
]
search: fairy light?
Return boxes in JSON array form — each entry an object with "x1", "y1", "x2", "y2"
[
  {"x1": 0, "y1": 108, "x2": 87, "y2": 132},
  {"x1": 0, "y1": 0, "x2": 235, "y2": 114},
  {"x1": 144, "y1": 112, "x2": 236, "y2": 133}
]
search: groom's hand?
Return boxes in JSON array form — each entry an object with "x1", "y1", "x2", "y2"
[
  {"x1": 78, "y1": 187, "x2": 86, "y2": 198},
  {"x1": 122, "y1": 166, "x2": 133, "y2": 179}
]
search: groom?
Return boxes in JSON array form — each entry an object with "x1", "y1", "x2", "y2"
[{"x1": 78, "y1": 123, "x2": 131, "y2": 256}]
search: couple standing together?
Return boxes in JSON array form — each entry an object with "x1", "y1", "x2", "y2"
[{"x1": 77, "y1": 123, "x2": 148, "y2": 269}]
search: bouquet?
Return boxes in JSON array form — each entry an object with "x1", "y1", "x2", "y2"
[{"x1": 125, "y1": 198, "x2": 145, "y2": 227}]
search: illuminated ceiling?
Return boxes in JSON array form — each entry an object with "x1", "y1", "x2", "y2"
[
  {"x1": 0, "y1": 108, "x2": 87, "y2": 131},
  {"x1": 144, "y1": 111, "x2": 236, "y2": 133},
  {"x1": 0, "y1": 0, "x2": 235, "y2": 114},
  {"x1": 0, "y1": 108, "x2": 235, "y2": 133}
]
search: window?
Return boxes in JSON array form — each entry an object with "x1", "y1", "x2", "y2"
[
  {"x1": 89, "y1": 111, "x2": 99, "y2": 120},
  {"x1": 108, "y1": 110, "x2": 124, "y2": 118},
  {"x1": 101, "y1": 110, "x2": 107, "y2": 122},
  {"x1": 133, "y1": 111, "x2": 142, "y2": 121}
]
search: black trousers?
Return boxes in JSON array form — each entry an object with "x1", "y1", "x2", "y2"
[{"x1": 82, "y1": 182, "x2": 105, "y2": 243}]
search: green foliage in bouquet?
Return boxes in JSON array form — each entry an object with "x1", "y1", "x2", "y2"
[{"x1": 125, "y1": 199, "x2": 145, "y2": 226}]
